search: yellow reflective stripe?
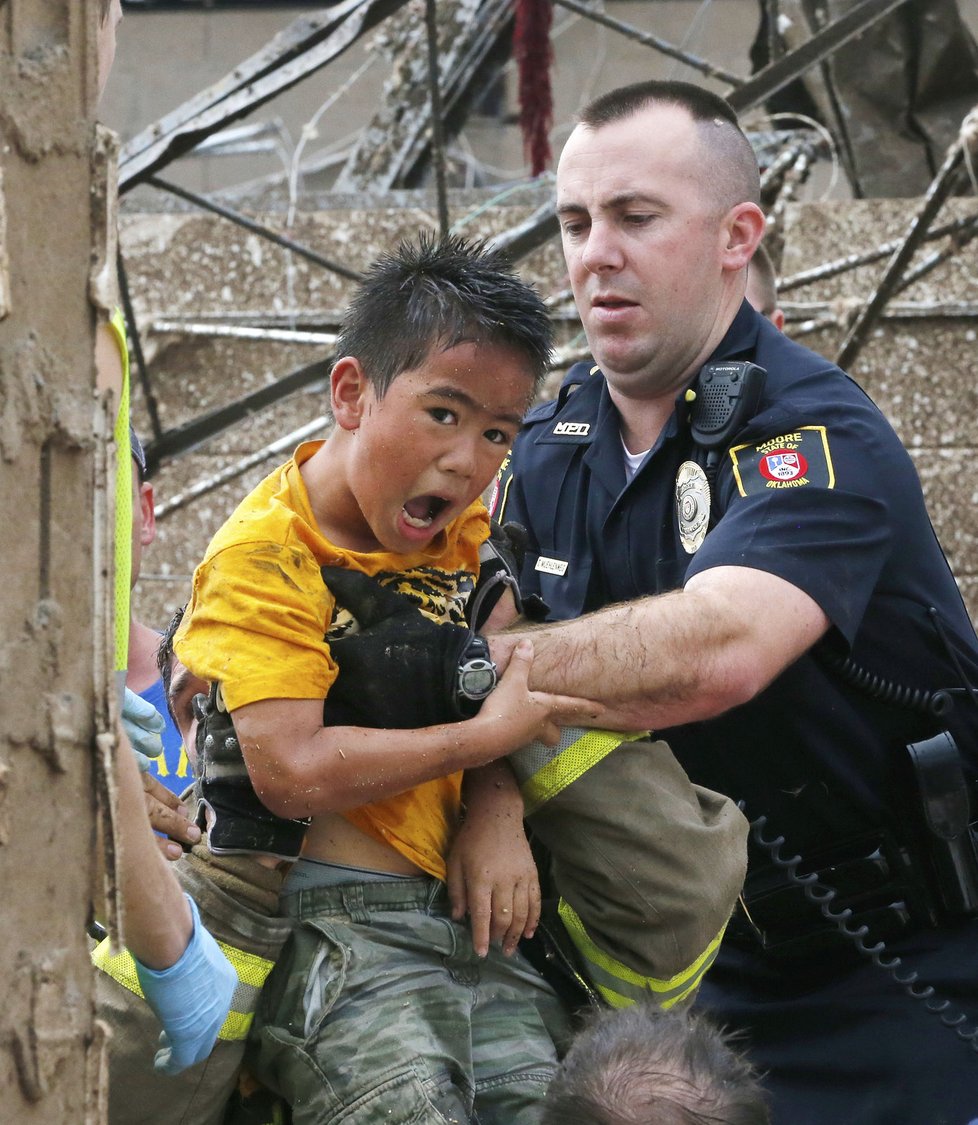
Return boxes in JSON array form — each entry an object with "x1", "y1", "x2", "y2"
[
  {"x1": 219, "y1": 1009, "x2": 254, "y2": 1041},
  {"x1": 108, "y1": 307, "x2": 132, "y2": 675},
  {"x1": 557, "y1": 898, "x2": 726, "y2": 1010},
  {"x1": 91, "y1": 935, "x2": 274, "y2": 1042},
  {"x1": 519, "y1": 730, "x2": 645, "y2": 815}
]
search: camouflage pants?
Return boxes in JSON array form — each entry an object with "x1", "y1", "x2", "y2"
[{"x1": 250, "y1": 878, "x2": 570, "y2": 1125}]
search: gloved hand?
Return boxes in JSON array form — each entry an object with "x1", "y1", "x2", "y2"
[
  {"x1": 133, "y1": 893, "x2": 237, "y2": 1075},
  {"x1": 195, "y1": 684, "x2": 310, "y2": 861},
  {"x1": 321, "y1": 565, "x2": 476, "y2": 730},
  {"x1": 122, "y1": 687, "x2": 166, "y2": 772}
]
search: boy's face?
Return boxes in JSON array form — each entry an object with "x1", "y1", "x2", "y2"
[{"x1": 333, "y1": 340, "x2": 535, "y2": 554}]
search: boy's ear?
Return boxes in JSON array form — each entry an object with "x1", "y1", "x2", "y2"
[{"x1": 331, "y1": 356, "x2": 370, "y2": 432}]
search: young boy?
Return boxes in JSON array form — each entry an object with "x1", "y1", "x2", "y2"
[{"x1": 174, "y1": 235, "x2": 599, "y2": 1124}]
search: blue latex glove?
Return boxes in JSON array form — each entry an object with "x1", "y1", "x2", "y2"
[
  {"x1": 122, "y1": 687, "x2": 166, "y2": 772},
  {"x1": 134, "y1": 894, "x2": 237, "y2": 1075}
]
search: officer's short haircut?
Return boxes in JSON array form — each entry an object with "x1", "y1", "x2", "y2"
[
  {"x1": 334, "y1": 233, "x2": 554, "y2": 399},
  {"x1": 541, "y1": 1002, "x2": 770, "y2": 1125},
  {"x1": 577, "y1": 80, "x2": 760, "y2": 212}
]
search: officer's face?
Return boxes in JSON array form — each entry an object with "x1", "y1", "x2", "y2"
[
  {"x1": 557, "y1": 104, "x2": 735, "y2": 402},
  {"x1": 329, "y1": 340, "x2": 533, "y2": 555}
]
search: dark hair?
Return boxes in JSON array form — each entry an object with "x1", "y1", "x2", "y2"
[
  {"x1": 130, "y1": 422, "x2": 147, "y2": 480},
  {"x1": 577, "y1": 81, "x2": 760, "y2": 210},
  {"x1": 541, "y1": 1003, "x2": 770, "y2": 1125},
  {"x1": 581, "y1": 80, "x2": 739, "y2": 132},
  {"x1": 335, "y1": 233, "x2": 554, "y2": 398},
  {"x1": 156, "y1": 604, "x2": 186, "y2": 726}
]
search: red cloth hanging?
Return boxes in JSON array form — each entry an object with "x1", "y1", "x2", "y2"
[{"x1": 513, "y1": 0, "x2": 554, "y2": 177}]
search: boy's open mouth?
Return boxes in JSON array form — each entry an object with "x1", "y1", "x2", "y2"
[{"x1": 402, "y1": 494, "x2": 449, "y2": 529}]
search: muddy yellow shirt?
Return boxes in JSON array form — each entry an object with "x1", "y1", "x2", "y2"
[{"x1": 175, "y1": 440, "x2": 489, "y2": 880}]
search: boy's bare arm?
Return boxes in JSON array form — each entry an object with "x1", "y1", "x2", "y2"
[
  {"x1": 447, "y1": 760, "x2": 540, "y2": 958},
  {"x1": 232, "y1": 641, "x2": 602, "y2": 820}
]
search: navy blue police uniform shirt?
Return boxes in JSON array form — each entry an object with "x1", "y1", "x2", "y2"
[{"x1": 493, "y1": 300, "x2": 978, "y2": 859}]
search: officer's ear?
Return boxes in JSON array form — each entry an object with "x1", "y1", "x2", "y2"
[
  {"x1": 720, "y1": 202, "x2": 765, "y2": 273},
  {"x1": 331, "y1": 356, "x2": 370, "y2": 432}
]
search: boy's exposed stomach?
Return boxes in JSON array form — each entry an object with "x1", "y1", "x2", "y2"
[{"x1": 303, "y1": 812, "x2": 427, "y2": 876}]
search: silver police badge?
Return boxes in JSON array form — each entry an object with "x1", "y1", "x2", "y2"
[{"x1": 675, "y1": 461, "x2": 710, "y2": 554}]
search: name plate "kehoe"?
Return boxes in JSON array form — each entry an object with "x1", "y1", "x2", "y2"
[{"x1": 535, "y1": 556, "x2": 568, "y2": 576}]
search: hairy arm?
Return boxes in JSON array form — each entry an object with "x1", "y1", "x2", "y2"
[
  {"x1": 232, "y1": 641, "x2": 602, "y2": 820},
  {"x1": 488, "y1": 566, "x2": 829, "y2": 731}
]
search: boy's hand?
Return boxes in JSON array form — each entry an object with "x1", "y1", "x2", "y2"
[
  {"x1": 447, "y1": 763, "x2": 540, "y2": 958},
  {"x1": 479, "y1": 640, "x2": 603, "y2": 749}
]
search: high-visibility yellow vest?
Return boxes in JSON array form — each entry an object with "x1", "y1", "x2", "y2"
[
  {"x1": 91, "y1": 935, "x2": 276, "y2": 1043},
  {"x1": 107, "y1": 307, "x2": 132, "y2": 678}
]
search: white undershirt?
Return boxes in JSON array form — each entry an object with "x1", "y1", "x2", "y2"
[{"x1": 621, "y1": 433, "x2": 651, "y2": 482}]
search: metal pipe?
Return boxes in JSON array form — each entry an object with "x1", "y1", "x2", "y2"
[
  {"x1": 146, "y1": 175, "x2": 365, "y2": 283},
  {"x1": 835, "y1": 127, "x2": 969, "y2": 369},
  {"x1": 424, "y1": 0, "x2": 450, "y2": 239},
  {"x1": 155, "y1": 417, "x2": 331, "y2": 520}
]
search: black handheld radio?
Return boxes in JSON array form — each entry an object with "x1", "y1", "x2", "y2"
[{"x1": 689, "y1": 360, "x2": 767, "y2": 453}]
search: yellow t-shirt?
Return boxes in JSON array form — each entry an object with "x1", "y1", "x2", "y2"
[{"x1": 175, "y1": 440, "x2": 489, "y2": 881}]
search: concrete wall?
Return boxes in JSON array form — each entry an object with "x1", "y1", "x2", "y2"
[
  {"x1": 779, "y1": 198, "x2": 978, "y2": 614},
  {"x1": 0, "y1": 3, "x2": 102, "y2": 1119}
]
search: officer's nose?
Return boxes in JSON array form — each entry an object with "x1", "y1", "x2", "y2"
[{"x1": 581, "y1": 221, "x2": 624, "y2": 275}]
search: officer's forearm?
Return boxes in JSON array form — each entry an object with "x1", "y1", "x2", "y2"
[
  {"x1": 489, "y1": 567, "x2": 829, "y2": 730},
  {"x1": 489, "y1": 594, "x2": 717, "y2": 730}
]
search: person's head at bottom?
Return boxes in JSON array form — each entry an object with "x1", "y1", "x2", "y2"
[{"x1": 542, "y1": 1001, "x2": 770, "y2": 1125}]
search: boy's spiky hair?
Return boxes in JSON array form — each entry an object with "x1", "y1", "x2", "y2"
[{"x1": 335, "y1": 233, "x2": 554, "y2": 397}]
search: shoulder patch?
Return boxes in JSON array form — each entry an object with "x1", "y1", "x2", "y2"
[{"x1": 729, "y1": 426, "x2": 835, "y2": 497}]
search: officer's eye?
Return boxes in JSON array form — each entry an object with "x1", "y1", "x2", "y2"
[{"x1": 560, "y1": 217, "x2": 589, "y2": 238}]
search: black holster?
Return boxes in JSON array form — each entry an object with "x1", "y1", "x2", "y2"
[
  {"x1": 729, "y1": 732, "x2": 978, "y2": 966},
  {"x1": 905, "y1": 730, "x2": 978, "y2": 919}
]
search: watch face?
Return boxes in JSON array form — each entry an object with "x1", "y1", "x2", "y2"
[{"x1": 459, "y1": 658, "x2": 496, "y2": 700}]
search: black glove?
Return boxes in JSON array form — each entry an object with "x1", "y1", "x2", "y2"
[
  {"x1": 471, "y1": 520, "x2": 549, "y2": 626},
  {"x1": 321, "y1": 566, "x2": 482, "y2": 730},
  {"x1": 194, "y1": 684, "x2": 310, "y2": 861}
]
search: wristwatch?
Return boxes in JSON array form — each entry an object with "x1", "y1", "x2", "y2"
[{"x1": 455, "y1": 634, "x2": 498, "y2": 713}]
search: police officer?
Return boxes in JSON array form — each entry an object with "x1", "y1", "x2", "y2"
[{"x1": 484, "y1": 80, "x2": 978, "y2": 1122}]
